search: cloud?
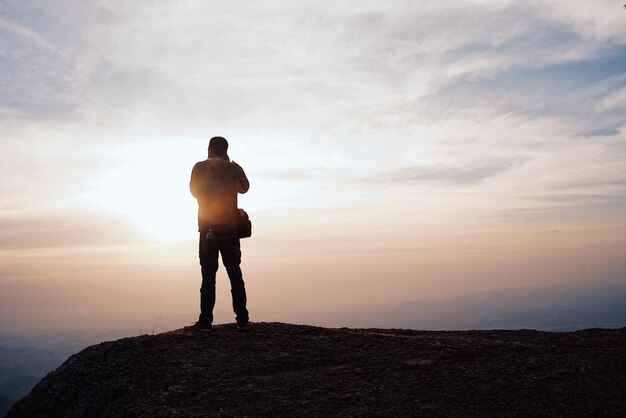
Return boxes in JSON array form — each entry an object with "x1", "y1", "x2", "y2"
[
  {"x1": 527, "y1": 193, "x2": 626, "y2": 204},
  {"x1": 595, "y1": 85, "x2": 626, "y2": 112},
  {"x1": 370, "y1": 159, "x2": 516, "y2": 185},
  {"x1": 1, "y1": 0, "x2": 623, "y2": 139},
  {"x1": 412, "y1": 44, "x2": 626, "y2": 124},
  {"x1": 0, "y1": 0, "x2": 625, "y2": 234},
  {"x1": 527, "y1": 0, "x2": 626, "y2": 43},
  {"x1": 581, "y1": 127, "x2": 621, "y2": 137},
  {"x1": 0, "y1": 209, "x2": 146, "y2": 250},
  {"x1": 254, "y1": 168, "x2": 328, "y2": 182},
  {"x1": 0, "y1": 14, "x2": 65, "y2": 56}
]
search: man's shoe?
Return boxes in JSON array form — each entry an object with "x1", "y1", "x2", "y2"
[
  {"x1": 191, "y1": 322, "x2": 213, "y2": 332},
  {"x1": 237, "y1": 322, "x2": 251, "y2": 331}
]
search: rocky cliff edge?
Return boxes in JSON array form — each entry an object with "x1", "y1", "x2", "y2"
[{"x1": 7, "y1": 322, "x2": 626, "y2": 417}]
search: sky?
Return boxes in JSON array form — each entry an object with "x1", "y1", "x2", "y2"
[{"x1": 1, "y1": 0, "x2": 625, "y2": 333}]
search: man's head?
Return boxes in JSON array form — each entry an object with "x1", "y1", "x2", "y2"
[{"x1": 208, "y1": 136, "x2": 229, "y2": 158}]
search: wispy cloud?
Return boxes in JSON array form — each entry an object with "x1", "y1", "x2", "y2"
[
  {"x1": 595, "y1": 85, "x2": 626, "y2": 112},
  {"x1": 254, "y1": 168, "x2": 329, "y2": 182},
  {"x1": 527, "y1": 193, "x2": 626, "y2": 204},
  {"x1": 370, "y1": 159, "x2": 517, "y2": 185},
  {"x1": 0, "y1": 210, "x2": 145, "y2": 250},
  {"x1": 0, "y1": 15, "x2": 66, "y2": 57},
  {"x1": 582, "y1": 127, "x2": 621, "y2": 137}
]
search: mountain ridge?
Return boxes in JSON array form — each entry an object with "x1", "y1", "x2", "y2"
[
  {"x1": 294, "y1": 281, "x2": 626, "y2": 331},
  {"x1": 7, "y1": 322, "x2": 626, "y2": 417}
]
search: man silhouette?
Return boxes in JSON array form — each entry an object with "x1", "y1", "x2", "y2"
[{"x1": 189, "y1": 136, "x2": 250, "y2": 330}]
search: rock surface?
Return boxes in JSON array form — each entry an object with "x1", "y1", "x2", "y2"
[{"x1": 7, "y1": 322, "x2": 626, "y2": 417}]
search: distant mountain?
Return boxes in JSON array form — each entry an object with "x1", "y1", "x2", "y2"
[
  {"x1": 0, "y1": 345, "x2": 69, "y2": 400},
  {"x1": 7, "y1": 323, "x2": 626, "y2": 417},
  {"x1": 0, "y1": 394, "x2": 16, "y2": 418},
  {"x1": 306, "y1": 281, "x2": 626, "y2": 330},
  {"x1": 0, "y1": 328, "x2": 142, "y2": 403}
]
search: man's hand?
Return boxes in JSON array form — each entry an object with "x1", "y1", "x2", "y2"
[{"x1": 231, "y1": 160, "x2": 249, "y2": 193}]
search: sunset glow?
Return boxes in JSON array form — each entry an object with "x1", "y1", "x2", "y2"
[
  {"x1": 84, "y1": 141, "x2": 202, "y2": 242},
  {"x1": 1, "y1": 0, "x2": 625, "y2": 333}
]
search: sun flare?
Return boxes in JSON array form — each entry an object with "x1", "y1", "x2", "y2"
[{"x1": 86, "y1": 140, "x2": 205, "y2": 242}]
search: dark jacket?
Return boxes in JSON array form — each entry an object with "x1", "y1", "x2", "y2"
[{"x1": 190, "y1": 158, "x2": 249, "y2": 234}]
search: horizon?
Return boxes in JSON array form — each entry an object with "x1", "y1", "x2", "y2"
[
  {"x1": 1, "y1": 279, "x2": 624, "y2": 337},
  {"x1": 1, "y1": 1, "x2": 626, "y2": 337}
]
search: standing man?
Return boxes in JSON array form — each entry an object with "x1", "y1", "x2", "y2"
[{"x1": 190, "y1": 136, "x2": 250, "y2": 330}]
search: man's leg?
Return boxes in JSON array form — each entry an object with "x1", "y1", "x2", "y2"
[
  {"x1": 199, "y1": 233, "x2": 219, "y2": 325},
  {"x1": 220, "y1": 237, "x2": 249, "y2": 325}
]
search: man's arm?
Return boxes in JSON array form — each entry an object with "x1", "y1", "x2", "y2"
[
  {"x1": 189, "y1": 162, "x2": 201, "y2": 198},
  {"x1": 232, "y1": 161, "x2": 249, "y2": 194}
]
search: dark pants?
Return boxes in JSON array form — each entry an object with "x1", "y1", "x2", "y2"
[{"x1": 198, "y1": 233, "x2": 249, "y2": 325}]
